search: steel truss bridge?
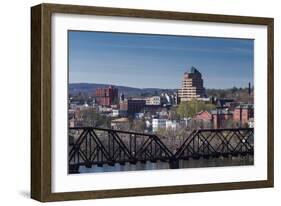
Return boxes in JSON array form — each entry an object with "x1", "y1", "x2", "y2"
[{"x1": 68, "y1": 127, "x2": 254, "y2": 173}]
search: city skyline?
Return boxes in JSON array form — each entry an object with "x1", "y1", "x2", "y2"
[{"x1": 69, "y1": 31, "x2": 254, "y2": 89}]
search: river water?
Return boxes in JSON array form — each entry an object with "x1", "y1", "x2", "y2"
[{"x1": 78, "y1": 155, "x2": 253, "y2": 173}]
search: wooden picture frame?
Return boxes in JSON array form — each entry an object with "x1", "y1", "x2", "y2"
[{"x1": 31, "y1": 3, "x2": 274, "y2": 202}]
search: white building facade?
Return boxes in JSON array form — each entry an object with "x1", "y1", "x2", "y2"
[
  {"x1": 145, "y1": 96, "x2": 162, "y2": 106},
  {"x1": 152, "y1": 118, "x2": 166, "y2": 132}
]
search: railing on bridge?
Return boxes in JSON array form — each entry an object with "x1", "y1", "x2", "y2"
[
  {"x1": 68, "y1": 127, "x2": 173, "y2": 172},
  {"x1": 174, "y1": 128, "x2": 254, "y2": 160},
  {"x1": 68, "y1": 127, "x2": 254, "y2": 173}
]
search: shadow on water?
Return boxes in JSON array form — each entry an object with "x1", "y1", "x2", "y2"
[{"x1": 78, "y1": 155, "x2": 254, "y2": 173}]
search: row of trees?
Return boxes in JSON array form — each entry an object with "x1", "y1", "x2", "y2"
[
  {"x1": 79, "y1": 108, "x2": 111, "y2": 127},
  {"x1": 206, "y1": 86, "x2": 254, "y2": 103},
  {"x1": 77, "y1": 108, "x2": 148, "y2": 132},
  {"x1": 78, "y1": 100, "x2": 217, "y2": 129}
]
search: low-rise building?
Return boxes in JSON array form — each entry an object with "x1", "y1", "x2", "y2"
[
  {"x1": 166, "y1": 120, "x2": 179, "y2": 130},
  {"x1": 112, "y1": 109, "x2": 127, "y2": 117},
  {"x1": 152, "y1": 118, "x2": 166, "y2": 132},
  {"x1": 193, "y1": 108, "x2": 233, "y2": 129},
  {"x1": 161, "y1": 92, "x2": 179, "y2": 105},
  {"x1": 112, "y1": 109, "x2": 119, "y2": 117},
  {"x1": 233, "y1": 104, "x2": 254, "y2": 126},
  {"x1": 135, "y1": 112, "x2": 144, "y2": 119},
  {"x1": 193, "y1": 110, "x2": 212, "y2": 121},
  {"x1": 211, "y1": 109, "x2": 233, "y2": 129},
  {"x1": 98, "y1": 106, "x2": 112, "y2": 113},
  {"x1": 215, "y1": 98, "x2": 234, "y2": 108},
  {"x1": 145, "y1": 96, "x2": 162, "y2": 106},
  {"x1": 111, "y1": 117, "x2": 130, "y2": 130},
  {"x1": 152, "y1": 118, "x2": 180, "y2": 132},
  {"x1": 193, "y1": 110, "x2": 213, "y2": 128},
  {"x1": 120, "y1": 99, "x2": 146, "y2": 116}
]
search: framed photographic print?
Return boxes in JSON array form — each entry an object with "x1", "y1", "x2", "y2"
[{"x1": 31, "y1": 3, "x2": 274, "y2": 202}]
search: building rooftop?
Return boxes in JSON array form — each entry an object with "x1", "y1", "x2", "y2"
[
  {"x1": 216, "y1": 98, "x2": 234, "y2": 107},
  {"x1": 183, "y1": 66, "x2": 201, "y2": 75},
  {"x1": 235, "y1": 104, "x2": 254, "y2": 109},
  {"x1": 190, "y1": 66, "x2": 200, "y2": 74},
  {"x1": 195, "y1": 110, "x2": 211, "y2": 115},
  {"x1": 211, "y1": 109, "x2": 233, "y2": 115}
]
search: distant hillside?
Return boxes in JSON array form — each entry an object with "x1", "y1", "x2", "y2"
[
  {"x1": 206, "y1": 87, "x2": 254, "y2": 104},
  {"x1": 69, "y1": 83, "x2": 176, "y2": 97}
]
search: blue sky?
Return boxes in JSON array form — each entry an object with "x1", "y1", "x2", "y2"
[{"x1": 68, "y1": 31, "x2": 254, "y2": 89}]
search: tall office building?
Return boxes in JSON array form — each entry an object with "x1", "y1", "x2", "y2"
[{"x1": 178, "y1": 67, "x2": 206, "y2": 101}]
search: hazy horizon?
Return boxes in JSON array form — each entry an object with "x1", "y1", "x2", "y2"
[{"x1": 69, "y1": 82, "x2": 253, "y2": 91}]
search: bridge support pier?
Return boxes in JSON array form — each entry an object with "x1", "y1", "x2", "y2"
[
  {"x1": 69, "y1": 165, "x2": 80, "y2": 174},
  {"x1": 169, "y1": 159, "x2": 179, "y2": 169}
]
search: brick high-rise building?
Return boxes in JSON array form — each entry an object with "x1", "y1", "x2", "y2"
[
  {"x1": 178, "y1": 67, "x2": 206, "y2": 102},
  {"x1": 95, "y1": 86, "x2": 118, "y2": 106}
]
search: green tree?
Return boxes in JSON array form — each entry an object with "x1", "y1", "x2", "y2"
[
  {"x1": 177, "y1": 99, "x2": 215, "y2": 118},
  {"x1": 205, "y1": 103, "x2": 216, "y2": 111}
]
